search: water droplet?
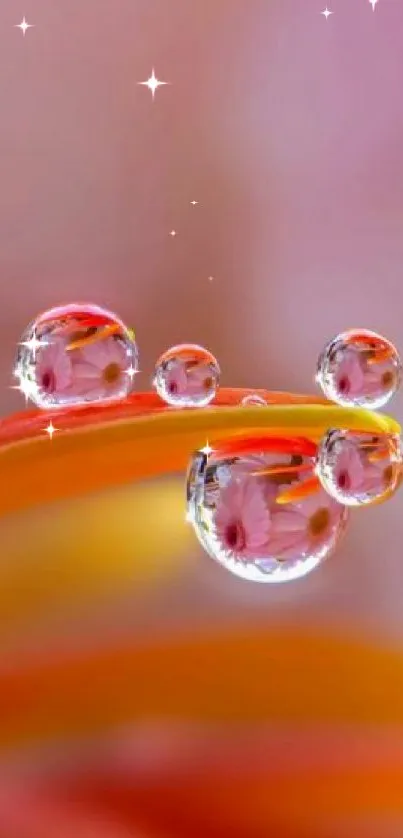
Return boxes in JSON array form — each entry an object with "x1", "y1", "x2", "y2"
[
  {"x1": 14, "y1": 303, "x2": 138, "y2": 409},
  {"x1": 316, "y1": 428, "x2": 402, "y2": 507},
  {"x1": 153, "y1": 344, "x2": 220, "y2": 407},
  {"x1": 186, "y1": 437, "x2": 348, "y2": 582},
  {"x1": 241, "y1": 394, "x2": 267, "y2": 406},
  {"x1": 316, "y1": 329, "x2": 401, "y2": 408}
]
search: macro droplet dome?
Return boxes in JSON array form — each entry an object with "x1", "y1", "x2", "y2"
[
  {"x1": 241, "y1": 394, "x2": 267, "y2": 407},
  {"x1": 153, "y1": 343, "x2": 220, "y2": 407},
  {"x1": 186, "y1": 437, "x2": 349, "y2": 582},
  {"x1": 316, "y1": 329, "x2": 401, "y2": 409},
  {"x1": 14, "y1": 303, "x2": 138, "y2": 408},
  {"x1": 316, "y1": 429, "x2": 403, "y2": 507}
]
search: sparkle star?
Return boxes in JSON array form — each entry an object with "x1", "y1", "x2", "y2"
[
  {"x1": 190, "y1": 201, "x2": 198, "y2": 206},
  {"x1": 11, "y1": 376, "x2": 39, "y2": 404},
  {"x1": 138, "y1": 69, "x2": 168, "y2": 99},
  {"x1": 20, "y1": 333, "x2": 47, "y2": 360},
  {"x1": 45, "y1": 421, "x2": 58, "y2": 440},
  {"x1": 170, "y1": 230, "x2": 177, "y2": 237},
  {"x1": 201, "y1": 442, "x2": 214, "y2": 457},
  {"x1": 15, "y1": 17, "x2": 34, "y2": 35},
  {"x1": 321, "y1": 8, "x2": 333, "y2": 18},
  {"x1": 124, "y1": 364, "x2": 138, "y2": 381},
  {"x1": 369, "y1": 0, "x2": 378, "y2": 9}
]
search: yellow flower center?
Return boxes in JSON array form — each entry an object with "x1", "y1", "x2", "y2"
[
  {"x1": 103, "y1": 362, "x2": 121, "y2": 384},
  {"x1": 382, "y1": 370, "x2": 394, "y2": 388},
  {"x1": 308, "y1": 507, "x2": 330, "y2": 538}
]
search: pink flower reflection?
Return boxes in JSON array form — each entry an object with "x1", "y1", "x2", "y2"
[
  {"x1": 36, "y1": 340, "x2": 73, "y2": 396},
  {"x1": 165, "y1": 361, "x2": 213, "y2": 398},
  {"x1": 267, "y1": 491, "x2": 342, "y2": 562},
  {"x1": 70, "y1": 337, "x2": 130, "y2": 401},
  {"x1": 213, "y1": 475, "x2": 271, "y2": 560},
  {"x1": 333, "y1": 439, "x2": 386, "y2": 497}
]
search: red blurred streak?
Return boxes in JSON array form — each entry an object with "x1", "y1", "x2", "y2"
[
  {"x1": 40, "y1": 728, "x2": 403, "y2": 836},
  {"x1": 0, "y1": 782, "x2": 137, "y2": 838}
]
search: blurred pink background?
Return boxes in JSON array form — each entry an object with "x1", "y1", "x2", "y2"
[{"x1": 0, "y1": 1, "x2": 403, "y2": 833}]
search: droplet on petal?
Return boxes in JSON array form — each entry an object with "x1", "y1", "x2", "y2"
[
  {"x1": 153, "y1": 344, "x2": 220, "y2": 407},
  {"x1": 186, "y1": 437, "x2": 348, "y2": 582},
  {"x1": 14, "y1": 303, "x2": 138, "y2": 408},
  {"x1": 316, "y1": 428, "x2": 403, "y2": 507},
  {"x1": 241, "y1": 394, "x2": 267, "y2": 406},
  {"x1": 316, "y1": 329, "x2": 401, "y2": 408}
]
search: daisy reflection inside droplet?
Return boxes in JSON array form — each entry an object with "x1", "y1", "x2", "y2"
[
  {"x1": 14, "y1": 303, "x2": 138, "y2": 408},
  {"x1": 187, "y1": 438, "x2": 348, "y2": 582},
  {"x1": 316, "y1": 429, "x2": 403, "y2": 506},
  {"x1": 153, "y1": 344, "x2": 220, "y2": 407},
  {"x1": 316, "y1": 328, "x2": 401, "y2": 409}
]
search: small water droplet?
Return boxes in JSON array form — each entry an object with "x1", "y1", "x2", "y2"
[
  {"x1": 316, "y1": 428, "x2": 402, "y2": 506},
  {"x1": 153, "y1": 344, "x2": 220, "y2": 407},
  {"x1": 316, "y1": 329, "x2": 401, "y2": 408},
  {"x1": 241, "y1": 394, "x2": 267, "y2": 407}
]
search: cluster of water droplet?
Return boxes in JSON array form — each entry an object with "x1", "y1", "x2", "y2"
[
  {"x1": 12, "y1": 309, "x2": 403, "y2": 584},
  {"x1": 13, "y1": 304, "x2": 221, "y2": 410}
]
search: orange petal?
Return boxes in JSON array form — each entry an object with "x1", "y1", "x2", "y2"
[{"x1": 275, "y1": 475, "x2": 321, "y2": 504}]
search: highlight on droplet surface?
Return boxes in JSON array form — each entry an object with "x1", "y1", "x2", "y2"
[
  {"x1": 186, "y1": 436, "x2": 348, "y2": 582},
  {"x1": 316, "y1": 329, "x2": 401, "y2": 409},
  {"x1": 316, "y1": 428, "x2": 403, "y2": 507},
  {"x1": 153, "y1": 343, "x2": 220, "y2": 407},
  {"x1": 14, "y1": 303, "x2": 139, "y2": 409}
]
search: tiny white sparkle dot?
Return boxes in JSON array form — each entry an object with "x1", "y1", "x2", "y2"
[
  {"x1": 369, "y1": 0, "x2": 378, "y2": 9},
  {"x1": 15, "y1": 17, "x2": 34, "y2": 35},
  {"x1": 170, "y1": 230, "x2": 177, "y2": 237},
  {"x1": 45, "y1": 421, "x2": 58, "y2": 440},
  {"x1": 138, "y1": 69, "x2": 168, "y2": 99},
  {"x1": 190, "y1": 201, "x2": 198, "y2": 206},
  {"x1": 208, "y1": 276, "x2": 214, "y2": 282},
  {"x1": 321, "y1": 7, "x2": 333, "y2": 18}
]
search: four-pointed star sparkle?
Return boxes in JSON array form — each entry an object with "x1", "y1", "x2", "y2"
[
  {"x1": 15, "y1": 17, "x2": 34, "y2": 36},
  {"x1": 138, "y1": 69, "x2": 168, "y2": 99},
  {"x1": 321, "y1": 8, "x2": 333, "y2": 19},
  {"x1": 45, "y1": 420, "x2": 58, "y2": 440},
  {"x1": 201, "y1": 442, "x2": 214, "y2": 457},
  {"x1": 369, "y1": 0, "x2": 378, "y2": 9},
  {"x1": 19, "y1": 334, "x2": 48, "y2": 361}
]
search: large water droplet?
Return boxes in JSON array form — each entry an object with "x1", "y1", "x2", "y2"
[
  {"x1": 186, "y1": 437, "x2": 348, "y2": 582},
  {"x1": 153, "y1": 344, "x2": 220, "y2": 407},
  {"x1": 316, "y1": 428, "x2": 402, "y2": 507},
  {"x1": 316, "y1": 329, "x2": 401, "y2": 408},
  {"x1": 14, "y1": 303, "x2": 138, "y2": 408}
]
